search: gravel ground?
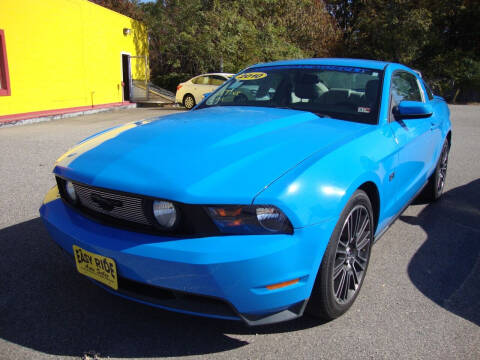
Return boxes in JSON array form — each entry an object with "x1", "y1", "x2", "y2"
[{"x1": 0, "y1": 105, "x2": 478, "y2": 360}]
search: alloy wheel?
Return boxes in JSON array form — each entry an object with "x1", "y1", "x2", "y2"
[
  {"x1": 184, "y1": 95, "x2": 195, "y2": 109},
  {"x1": 333, "y1": 205, "x2": 372, "y2": 304},
  {"x1": 437, "y1": 144, "x2": 449, "y2": 194}
]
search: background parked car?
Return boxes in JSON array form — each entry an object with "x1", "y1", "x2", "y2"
[{"x1": 175, "y1": 73, "x2": 234, "y2": 109}]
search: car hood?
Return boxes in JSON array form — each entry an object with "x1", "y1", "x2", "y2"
[{"x1": 54, "y1": 107, "x2": 371, "y2": 204}]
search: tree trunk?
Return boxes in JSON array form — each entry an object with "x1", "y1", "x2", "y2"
[{"x1": 452, "y1": 87, "x2": 461, "y2": 104}]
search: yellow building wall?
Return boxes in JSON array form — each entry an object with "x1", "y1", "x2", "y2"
[{"x1": 0, "y1": 0, "x2": 148, "y2": 117}]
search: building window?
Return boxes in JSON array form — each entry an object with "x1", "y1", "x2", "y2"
[{"x1": 0, "y1": 29, "x2": 11, "y2": 96}]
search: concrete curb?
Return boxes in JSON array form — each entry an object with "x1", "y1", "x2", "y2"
[{"x1": 0, "y1": 103, "x2": 137, "y2": 128}]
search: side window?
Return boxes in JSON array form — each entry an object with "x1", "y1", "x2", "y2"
[
  {"x1": 391, "y1": 71, "x2": 422, "y2": 106},
  {"x1": 209, "y1": 75, "x2": 227, "y2": 86},
  {"x1": 0, "y1": 29, "x2": 11, "y2": 96},
  {"x1": 423, "y1": 80, "x2": 434, "y2": 100},
  {"x1": 192, "y1": 76, "x2": 209, "y2": 85}
]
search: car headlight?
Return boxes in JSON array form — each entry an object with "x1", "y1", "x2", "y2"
[
  {"x1": 206, "y1": 205, "x2": 293, "y2": 235},
  {"x1": 255, "y1": 207, "x2": 289, "y2": 232},
  {"x1": 65, "y1": 181, "x2": 78, "y2": 203},
  {"x1": 153, "y1": 200, "x2": 178, "y2": 229}
]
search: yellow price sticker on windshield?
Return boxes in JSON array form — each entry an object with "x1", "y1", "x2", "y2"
[{"x1": 236, "y1": 72, "x2": 267, "y2": 81}]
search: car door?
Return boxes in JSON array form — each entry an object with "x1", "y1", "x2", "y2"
[
  {"x1": 421, "y1": 79, "x2": 444, "y2": 169},
  {"x1": 202, "y1": 75, "x2": 226, "y2": 99},
  {"x1": 388, "y1": 70, "x2": 436, "y2": 207},
  {"x1": 191, "y1": 75, "x2": 211, "y2": 103},
  {"x1": 209, "y1": 75, "x2": 228, "y2": 89}
]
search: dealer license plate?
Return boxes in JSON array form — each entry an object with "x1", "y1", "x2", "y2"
[{"x1": 73, "y1": 245, "x2": 118, "y2": 290}]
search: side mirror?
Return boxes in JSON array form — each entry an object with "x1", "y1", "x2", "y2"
[
  {"x1": 203, "y1": 92, "x2": 212, "y2": 99},
  {"x1": 393, "y1": 101, "x2": 433, "y2": 120}
]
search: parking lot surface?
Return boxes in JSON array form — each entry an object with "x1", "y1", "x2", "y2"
[{"x1": 0, "y1": 106, "x2": 479, "y2": 360}]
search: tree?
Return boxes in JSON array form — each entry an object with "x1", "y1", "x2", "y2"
[
  {"x1": 142, "y1": 0, "x2": 340, "y2": 91},
  {"x1": 326, "y1": 0, "x2": 480, "y2": 102},
  {"x1": 89, "y1": 0, "x2": 144, "y2": 21},
  {"x1": 325, "y1": 0, "x2": 367, "y2": 37},
  {"x1": 342, "y1": 0, "x2": 433, "y2": 65},
  {"x1": 420, "y1": 0, "x2": 480, "y2": 102},
  {"x1": 262, "y1": 0, "x2": 341, "y2": 58}
]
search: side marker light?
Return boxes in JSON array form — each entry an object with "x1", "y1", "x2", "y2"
[{"x1": 266, "y1": 278, "x2": 300, "y2": 290}]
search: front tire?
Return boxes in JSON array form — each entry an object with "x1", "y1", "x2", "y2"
[
  {"x1": 307, "y1": 190, "x2": 374, "y2": 320},
  {"x1": 183, "y1": 94, "x2": 196, "y2": 110}
]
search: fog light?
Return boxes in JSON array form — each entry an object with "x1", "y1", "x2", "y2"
[
  {"x1": 65, "y1": 181, "x2": 77, "y2": 203},
  {"x1": 153, "y1": 200, "x2": 177, "y2": 229}
]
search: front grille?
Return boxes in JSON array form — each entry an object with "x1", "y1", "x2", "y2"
[
  {"x1": 56, "y1": 177, "x2": 221, "y2": 237},
  {"x1": 74, "y1": 183, "x2": 150, "y2": 225}
]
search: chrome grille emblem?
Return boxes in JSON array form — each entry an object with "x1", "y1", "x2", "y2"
[
  {"x1": 90, "y1": 193, "x2": 123, "y2": 212},
  {"x1": 73, "y1": 183, "x2": 150, "y2": 225}
]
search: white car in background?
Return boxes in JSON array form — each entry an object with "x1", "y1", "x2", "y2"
[{"x1": 176, "y1": 73, "x2": 234, "y2": 109}]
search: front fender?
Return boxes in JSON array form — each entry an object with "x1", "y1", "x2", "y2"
[
  {"x1": 253, "y1": 126, "x2": 390, "y2": 230},
  {"x1": 254, "y1": 165, "x2": 381, "y2": 229}
]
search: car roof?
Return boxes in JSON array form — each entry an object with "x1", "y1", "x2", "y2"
[
  {"x1": 248, "y1": 58, "x2": 392, "y2": 70},
  {"x1": 194, "y1": 73, "x2": 234, "y2": 77}
]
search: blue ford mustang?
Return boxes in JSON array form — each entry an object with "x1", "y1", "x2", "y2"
[{"x1": 40, "y1": 58, "x2": 451, "y2": 325}]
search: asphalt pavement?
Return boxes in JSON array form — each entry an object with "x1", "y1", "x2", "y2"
[{"x1": 0, "y1": 105, "x2": 479, "y2": 360}]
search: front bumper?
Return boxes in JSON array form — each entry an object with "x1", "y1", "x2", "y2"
[{"x1": 39, "y1": 188, "x2": 335, "y2": 325}]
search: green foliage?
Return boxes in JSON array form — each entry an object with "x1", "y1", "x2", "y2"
[
  {"x1": 89, "y1": 0, "x2": 144, "y2": 20},
  {"x1": 91, "y1": 0, "x2": 479, "y2": 101},
  {"x1": 152, "y1": 72, "x2": 192, "y2": 92},
  {"x1": 325, "y1": 0, "x2": 480, "y2": 102},
  {"x1": 350, "y1": 1, "x2": 433, "y2": 65},
  {"x1": 419, "y1": 0, "x2": 480, "y2": 102},
  {"x1": 141, "y1": 0, "x2": 340, "y2": 91}
]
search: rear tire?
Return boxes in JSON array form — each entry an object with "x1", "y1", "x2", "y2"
[
  {"x1": 421, "y1": 139, "x2": 450, "y2": 202},
  {"x1": 183, "y1": 94, "x2": 196, "y2": 110},
  {"x1": 307, "y1": 190, "x2": 374, "y2": 320}
]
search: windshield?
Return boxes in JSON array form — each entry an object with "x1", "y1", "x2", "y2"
[{"x1": 199, "y1": 65, "x2": 383, "y2": 124}]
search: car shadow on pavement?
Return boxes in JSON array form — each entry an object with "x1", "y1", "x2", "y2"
[
  {"x1": 0, "y1": 217, "x2": 320, "y2": 358},
  {"x1": 403, "y1": 179, "x2": 480, "y2": 326}
]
